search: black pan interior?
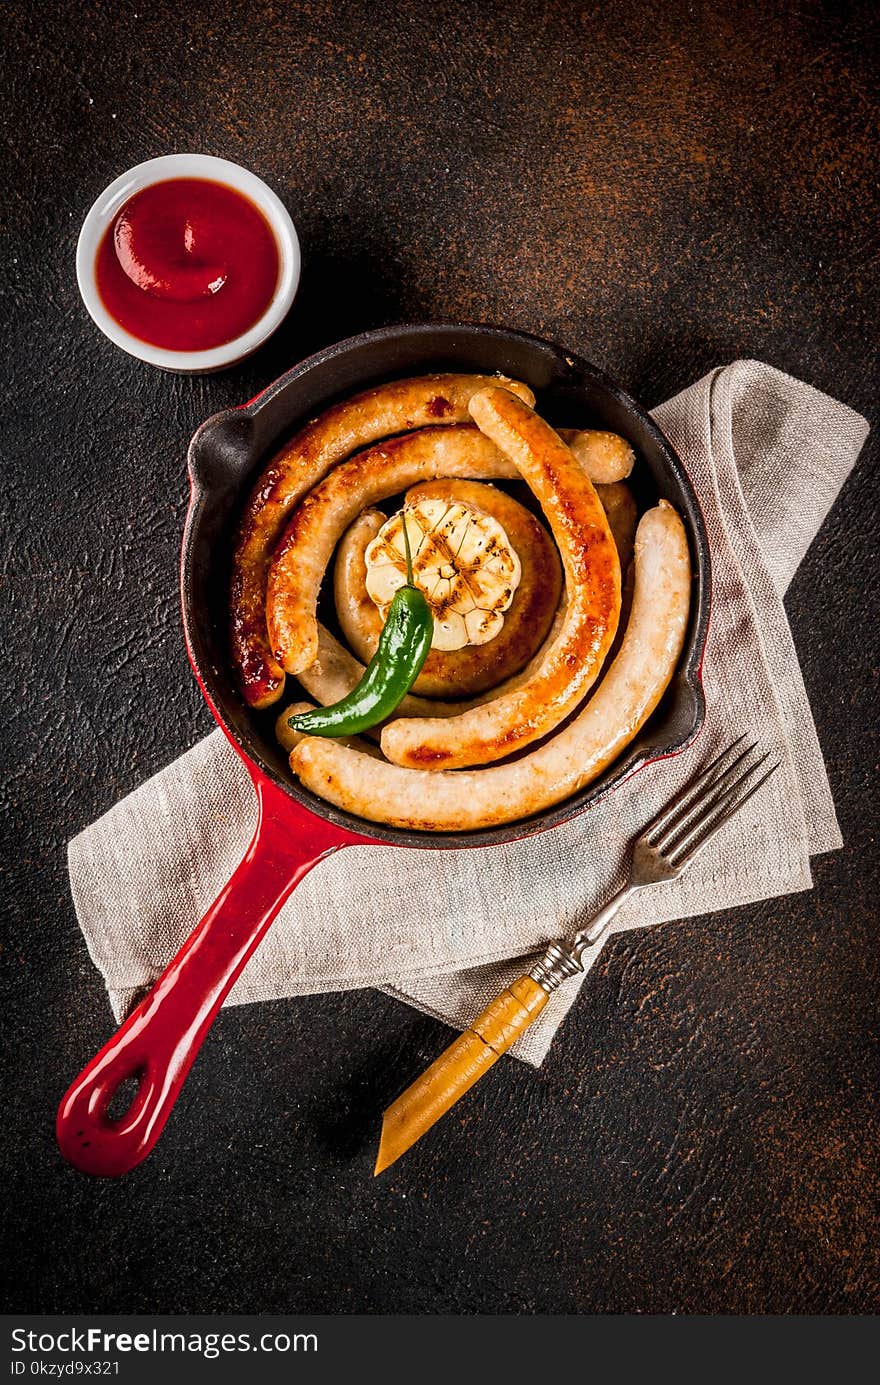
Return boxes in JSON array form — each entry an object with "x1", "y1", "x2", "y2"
[{"x1": 182, "y1": 322, "x2": 710, "y2": 849}]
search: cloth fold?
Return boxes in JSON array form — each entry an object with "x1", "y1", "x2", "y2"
[{"x1": 67, "y1": 361, "x2": 868, "y2": 1065}]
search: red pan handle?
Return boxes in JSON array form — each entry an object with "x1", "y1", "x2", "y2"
[{"x1": 57, "y1": 772, "x2": 363, "y2": 1177}]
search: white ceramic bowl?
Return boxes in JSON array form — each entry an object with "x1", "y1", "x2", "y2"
[{"x1": 76, "y1": 153, "x2": 301, "y2": 372}]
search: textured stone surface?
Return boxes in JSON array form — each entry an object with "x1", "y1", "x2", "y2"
[{"x1": 1, "y1": 0, "x2": 877, "y2": 1314}]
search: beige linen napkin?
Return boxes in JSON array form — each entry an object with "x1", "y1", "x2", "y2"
[{"x1": 68, "y1": 361, "x2": 868, "y2": 1065}]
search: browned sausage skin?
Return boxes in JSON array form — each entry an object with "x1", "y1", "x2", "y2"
[
  {"x1": 557, "y1": 428, "x2": 635, "y2": 482},
  {"x1": 230, "y1": 373, "x2": 534, "y2": 708},
  {"x1": 595, "y1": 481, "x2": 638, "y2": 574},
  {"x1": 265, "y1": 426, "x2": 521, "y2": 678},
  {"x1": 379, "y1": 388, "x2": 622, "y2": 771},
  {"x1": 332, "y1": 509, "x2": 387, "y2": 673}
]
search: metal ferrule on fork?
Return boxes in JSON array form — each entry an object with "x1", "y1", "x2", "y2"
[{"x1": 529, "y1": 941, "x2": 584, "y2": 993}]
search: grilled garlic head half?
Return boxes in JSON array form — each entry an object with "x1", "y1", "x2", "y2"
[{"x1": 364, "y1": 499, "x2": 522, "y2": 651}]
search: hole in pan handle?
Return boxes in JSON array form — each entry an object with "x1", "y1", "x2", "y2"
[{"x1": 56, "y1": 771, "x2": 363, "y2": 1177}]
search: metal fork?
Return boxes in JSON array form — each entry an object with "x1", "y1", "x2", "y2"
[
  {"x1": 531, "y1": 736, "x2": 780, "y2": 990},
  {"x1": 375, "y1": 739, "x2": 780, "y2": 1174}
]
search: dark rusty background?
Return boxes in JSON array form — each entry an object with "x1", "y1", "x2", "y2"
[{"x1": 2, "y1": 0, "x2": 878, "y2": 1314}]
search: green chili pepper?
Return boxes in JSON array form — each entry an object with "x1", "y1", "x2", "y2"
[{"x1": 287, "y1": 512, "x2": 433, "y2": 738}]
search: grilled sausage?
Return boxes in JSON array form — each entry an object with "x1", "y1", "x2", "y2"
[
  {"x1": 595, "y1": 481, "x2": 637, "y2": 574},
  {"x1": 333, "y1": 508, "x2": 387, "y2": 668},
  {"x1": 265, "y1": 426, "x2": 523, "y2": 677},
  {"x1": 231, "y1": 373, "x2": 534, "y2": 708},
  {"x1": 379, "y1": 388, "x2": 621, "y2": 770},
  {"x1": 557, "y1": 428, "x2": 635, "y2": 483},
  {"x1": 288, "y1": 502, "x2": 690, "y2": 831}
]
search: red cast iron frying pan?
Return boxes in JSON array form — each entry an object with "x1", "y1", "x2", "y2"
[{"x1": 56, "y1": 323, "x2": 710, "y2": 1176}]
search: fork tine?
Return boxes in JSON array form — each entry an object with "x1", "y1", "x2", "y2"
[
  {"x1": 652, "y1": 740, "x2": 762, "y2": 852},
  {"x1": 668, "y1": 760, "x2": 781, "y2": 867},
  {"x1": 643, "y1": 735, "x2": 750, "y2": 844},
  {"x1": 662, "y1": 749, "x2": 770, "y2": 858}
]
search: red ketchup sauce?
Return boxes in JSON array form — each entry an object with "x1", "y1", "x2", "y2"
[{"x1": 95, "y1": 178, "x2": 280, "y2": 351}]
